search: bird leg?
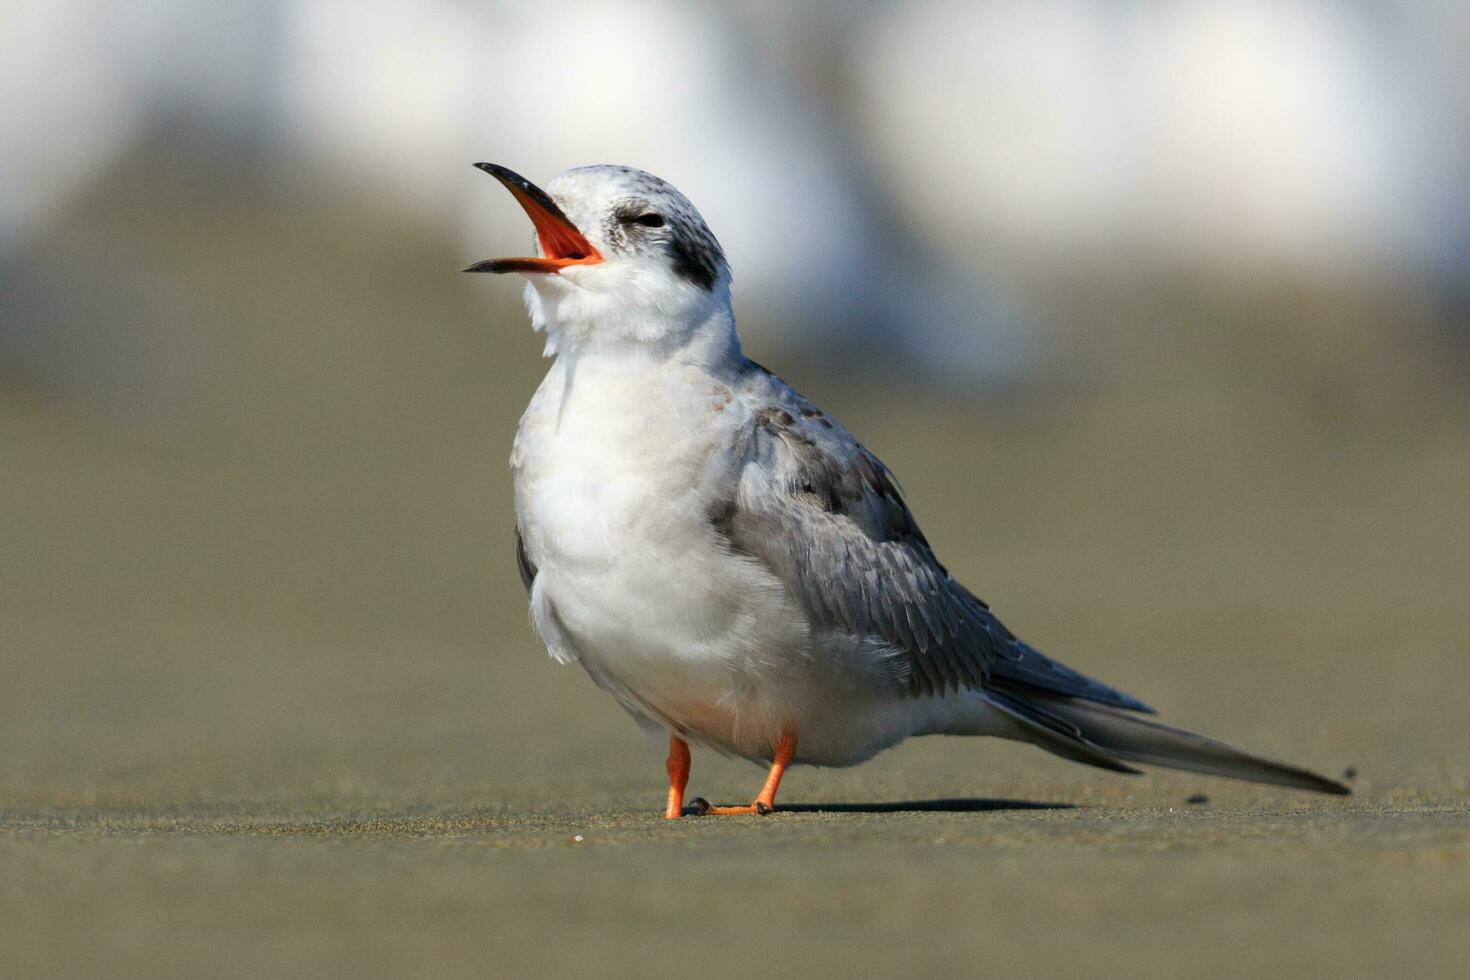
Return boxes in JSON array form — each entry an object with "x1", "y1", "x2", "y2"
[
  {"x1": 664, "y1": 734, "x2": 692, "y2": 819},
  {"x1": 692, "y1": 730, "x2": 798, "y2": 816}
]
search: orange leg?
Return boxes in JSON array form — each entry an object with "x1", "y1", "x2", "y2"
[
  {"x1": 664, "y1": 734, "x2": 691, "y2": 819},
  {"x1": 696, "y1": 730, "x2": 798, "y2": 816}
]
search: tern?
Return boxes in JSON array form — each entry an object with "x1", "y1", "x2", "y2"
[{"x1": 466, "y1": 162, "x2": 1349, "y2": 817}]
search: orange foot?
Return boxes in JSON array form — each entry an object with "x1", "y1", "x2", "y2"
[
  {"x1": 685, "y1": 730, "x2": 797, "y2": 817},
  {"x1": 687, "y1": 798, "x2": 775, "y2": 816}
]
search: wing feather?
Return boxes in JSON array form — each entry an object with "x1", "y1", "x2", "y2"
[
  {"x1": 515, "y1": 526, "x2": 537, "y2": 593},
  {"x1": 718, "y1": 361, "x2": 1152, "y2": 711}
]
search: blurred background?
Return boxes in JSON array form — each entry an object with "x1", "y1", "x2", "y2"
[{"x1": 3, "y1": 0, "x2": 1469, "y2": 809}]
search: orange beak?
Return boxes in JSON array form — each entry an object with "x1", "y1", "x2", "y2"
[{"x1": 464, "y1": 163, "x2": 604, "y2": 274}]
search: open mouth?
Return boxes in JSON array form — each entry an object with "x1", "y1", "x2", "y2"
[{"x1": 464, "y1": 163, "x2": 604, "y2": 274}]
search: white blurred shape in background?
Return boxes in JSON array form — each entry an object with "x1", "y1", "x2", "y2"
[
  {"x1": 856, "y1": 0, "x2": 1133, "y2": 254},
  {"x1": 1139, "y1": 0, "x2": 1415, "y2": 272},
  {"x1": 854, "y1": 0, "x2": 1437, "y2": 277},
  {"x1": 0, "y1": 2, "x2": 146, "y2": 248}
]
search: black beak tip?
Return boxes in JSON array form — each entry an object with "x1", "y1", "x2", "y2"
[
  {"x1": 463, "y1": 259, "x2": 501, "y2": 274},
  {"x1": 473, "y1": 161, "x2": 523, "y2": 185},
  {"x1": 471, "y1": 162, "x2": 557, "y2": 214}
]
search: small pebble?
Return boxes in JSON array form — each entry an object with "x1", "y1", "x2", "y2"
[
  {"x1": 1342, "y1": 767, "x2": 1358, "y2": 781},
  {"x1": 573, "y1": 835, "x2": 585, "y2": 843},
  {"x1": 1185, "y1": 794, "x2": 1209, "y2": 806}
]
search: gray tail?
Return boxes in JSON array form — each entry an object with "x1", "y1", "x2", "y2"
[{"x1": 988, "y1": 684, "x2": 1350, "y2": 796}]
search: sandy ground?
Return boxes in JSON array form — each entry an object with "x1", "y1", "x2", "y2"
[
  {"x1": 6, "y1": 794, "x2": 1470, "y2": 979},
  {"x1": 4, "y1": 171, "x2": 1469, "y2": 978}
]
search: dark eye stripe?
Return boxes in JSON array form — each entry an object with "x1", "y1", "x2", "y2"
[{"x1": 632, "y1": 213, "x2": 664, "y2": 227}]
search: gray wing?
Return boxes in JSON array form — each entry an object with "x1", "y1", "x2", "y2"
[
  {"x1": 515, "y1": 526, "x2": 537, "y2": 593},
  {"x1": 719, "y1": 361, "x2": 1151, "y2": 710}
]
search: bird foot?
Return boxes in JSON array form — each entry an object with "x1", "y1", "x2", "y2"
[{"x1": 686, "y1": 797, "x2": 775, "y2": 816}]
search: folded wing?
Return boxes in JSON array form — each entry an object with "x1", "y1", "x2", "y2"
[{"x1": 719, "y1": 362, "x2": 1150, "y2": 711}]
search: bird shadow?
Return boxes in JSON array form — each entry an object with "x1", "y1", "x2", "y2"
[{"x1": 772, "y1": 798, "x2": 1073, "y2": 815}]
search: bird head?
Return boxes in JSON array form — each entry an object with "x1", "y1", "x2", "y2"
[{"x1": 467, "y1": 163, "x2": 732, "y2": 353}]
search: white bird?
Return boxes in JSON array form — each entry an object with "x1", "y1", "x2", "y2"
[{"x1": 466, "y1": 162, "x2": 1349, "y2": 817}]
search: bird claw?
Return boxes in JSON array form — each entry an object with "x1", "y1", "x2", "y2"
[{"x1": 684, "y1": 798, "x2": 775, "y2": 816}]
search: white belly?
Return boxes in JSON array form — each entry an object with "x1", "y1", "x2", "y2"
[
  {"x1": 512, "y1": 357, "x2": 798, "y2": 754},
  {"x1": 510, "y1": 354, "x2": 940, "y2": 764}
]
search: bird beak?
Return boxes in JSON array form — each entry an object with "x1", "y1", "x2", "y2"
[{"x1": 464, "y1": 163, "x2": 604, "y2": 274}]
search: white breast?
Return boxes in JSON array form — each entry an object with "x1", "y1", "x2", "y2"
[{"x1": 511, "y1": 352, "x2": 813, "y2": 756}]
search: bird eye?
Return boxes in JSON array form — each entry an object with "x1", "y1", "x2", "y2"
[{"x1": 632, "y1": 213, "x2": 664, "y2": 228}]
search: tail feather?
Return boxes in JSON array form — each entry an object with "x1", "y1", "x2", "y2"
[
  {"x1": 986, "y1": 688, "x2": 1143, "y2": 776},
  {"x1": 991, "y1": 683, "x2": 1350, "y2": 796}
]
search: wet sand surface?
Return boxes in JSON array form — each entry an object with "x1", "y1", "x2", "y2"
[{"x1": 6, "y1": 785, "x2": 1469, "y2": 978}]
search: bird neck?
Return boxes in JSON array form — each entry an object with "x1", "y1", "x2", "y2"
[{"x1": 530, "y1": 283, "x2": 743, "y2": 374}]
